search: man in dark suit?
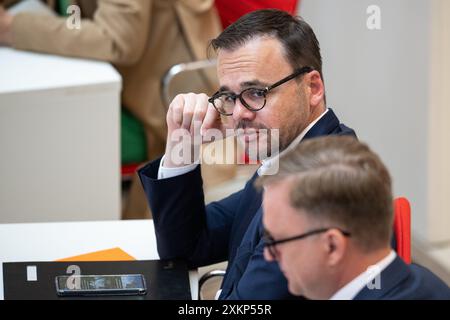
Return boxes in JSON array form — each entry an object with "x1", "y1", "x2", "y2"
[
  {"x1": 258, "y1": 136, "x2": 450, "y2": 299},
  {"x1": 139, "y1": 9, "x2": 356, "y2": 299}
]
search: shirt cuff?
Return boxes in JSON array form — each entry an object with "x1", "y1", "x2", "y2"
[{"x1": 157, "y1": 155, "x2": 199, "y2": 179}]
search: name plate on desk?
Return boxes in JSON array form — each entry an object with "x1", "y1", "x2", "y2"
[{"x1": 3, "y1": 260, "x2": 191, "y2": 300}]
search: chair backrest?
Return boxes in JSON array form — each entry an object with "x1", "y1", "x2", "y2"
[
  {"x1": 161, "y1": 60, "x2": 218, "y2": 109},
  {"x1": 393, "y1": 197, "x2": 412, "y2": 264},
  {"x1": 215, "y1": 0, "x2": 300, "y2": 28}
]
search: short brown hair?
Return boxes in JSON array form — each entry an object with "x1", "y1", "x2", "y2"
[
  {"x1": 256, "y1": 136, "x2": 394, "y2": 252},
  {"x1": 209, "y1": 9, "x2": 324, "y2": 82}
]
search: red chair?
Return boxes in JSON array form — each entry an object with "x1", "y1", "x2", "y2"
[
  {"x1": 393, "y1": 197, "x2": 412, "y2": 264},
  {"x1": 121, "y1": 163, "x2": 141, "y2": 181},
  {"x1": 215, "y1": 0, "x2": 300, "y2": 28}
]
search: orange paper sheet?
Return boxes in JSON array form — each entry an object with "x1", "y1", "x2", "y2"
[{"x1": 57, "y1": 247, "x2": 136, "y2": 262}]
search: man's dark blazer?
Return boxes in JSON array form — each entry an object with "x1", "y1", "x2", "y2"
[
  {"x1": 139, "y1": 108, "x2": 356, "y2": 299},
  {"x1": 354, "y1": 256, "x2": 450, "y2": 299}
]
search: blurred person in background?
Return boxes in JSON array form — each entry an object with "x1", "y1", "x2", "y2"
[{"x1": 0, "y1": 0, "x2": 222, "y2": 219}]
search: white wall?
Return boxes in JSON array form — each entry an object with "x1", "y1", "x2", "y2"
[
  {"x1": 300, "y1": 0, "x2": 435, "y2": 242},
  {"x1": 427, "y1": 0, "x2": 450, "y2": 243}
]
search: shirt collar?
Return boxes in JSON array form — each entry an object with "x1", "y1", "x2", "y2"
[
  {"x1": 329, "y1": 250, "x2": 397, "y2": 300},
  {"x1": 258, "y1": 108, "x2": 329, "y2": 176}
]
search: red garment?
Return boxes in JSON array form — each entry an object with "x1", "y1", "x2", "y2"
[{"x1": 215, "y1": 0, "x2": 299, "y2": 28}]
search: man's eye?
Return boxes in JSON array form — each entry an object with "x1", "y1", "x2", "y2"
[
  {"x1": 248, "y1": 89, "x2": 266, "y2": 98},
  {"x1": 220, "y1": 94, "x2": 235, "y2": 103}
]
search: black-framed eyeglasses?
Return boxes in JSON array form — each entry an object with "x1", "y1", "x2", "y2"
[
  {"x1": 263, "y1": 227, "x2": 351, "y2": 260},
  {"x1": 208, "y1": 66, "x2": 314, "y2": 116}
]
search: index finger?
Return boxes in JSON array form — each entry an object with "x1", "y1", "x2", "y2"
[{"x1": 201, "y1": 102, "x2": 221, "y2": 136}]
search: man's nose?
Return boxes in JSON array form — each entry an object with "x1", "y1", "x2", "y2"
[{"x1": 232, "y1": 98, "x2": 257, "y2": 123}]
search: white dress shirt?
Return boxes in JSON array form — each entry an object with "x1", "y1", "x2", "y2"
[
  {"x1": 158, "y1": 109, "x2": 329, "y2": 179},
  {"x1": 329, "y1": 250, "x2": 397, "y2": 300}
]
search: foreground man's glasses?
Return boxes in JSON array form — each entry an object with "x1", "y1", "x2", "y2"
[{"x1": 263, "y1": 227, "x2": 351, "y2": 260}]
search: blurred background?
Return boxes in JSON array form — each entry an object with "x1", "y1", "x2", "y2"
[{"x1": 1, "y1": 0, "x2": 449, "y2": 293}]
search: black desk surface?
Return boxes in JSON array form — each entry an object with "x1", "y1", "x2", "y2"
[{"x1": 3, "y1": 260, "x2": 191, "y2": 300}]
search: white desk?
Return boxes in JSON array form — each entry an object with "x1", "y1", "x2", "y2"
[
  {"x1": 0, "y1": 48, "x2": 122, "y2": 223},
  {"x1": 0, "y1": 219, "x2": 198, "y2": 300}
]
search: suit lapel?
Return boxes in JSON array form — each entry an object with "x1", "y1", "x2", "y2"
[
  {"x1": 228, "y1": 172, "x2": 263, "y2": 264},
  {"x1": 303, "y1": 108, "x2": 341, "y2": 140},
  {"x1": 354, "y1": 256, "x2": 411, "y2": 300}
]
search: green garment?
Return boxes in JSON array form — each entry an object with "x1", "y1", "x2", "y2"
[
  {"x1": 57, "y1": 0, "x2": 72, "y2": 16},
  {"x1": 121, "y1": 108, "x2": 147, "y2": 164}
]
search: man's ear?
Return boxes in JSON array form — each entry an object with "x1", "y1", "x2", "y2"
[
  {"x1": 323, "y1": 229, "x2": 348, "y2": 267},
  {"x1": 307, "y1": 71, "x2": 325, "y2": 108}
]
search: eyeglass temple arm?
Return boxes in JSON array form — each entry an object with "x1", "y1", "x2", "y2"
[{"x1": 266, "y1": 66, "x2": 314, "y2": 91}]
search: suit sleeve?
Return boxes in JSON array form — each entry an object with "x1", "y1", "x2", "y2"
[
  {"x1": 222, "y1": 237, "x2": 297, "y2": 300},
  {"x1": 139, "y1": 158, "x2": 242, "y2": 268},
  {"x1": 11, "y1": 0, "x2": 150, "y2": 65}
]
